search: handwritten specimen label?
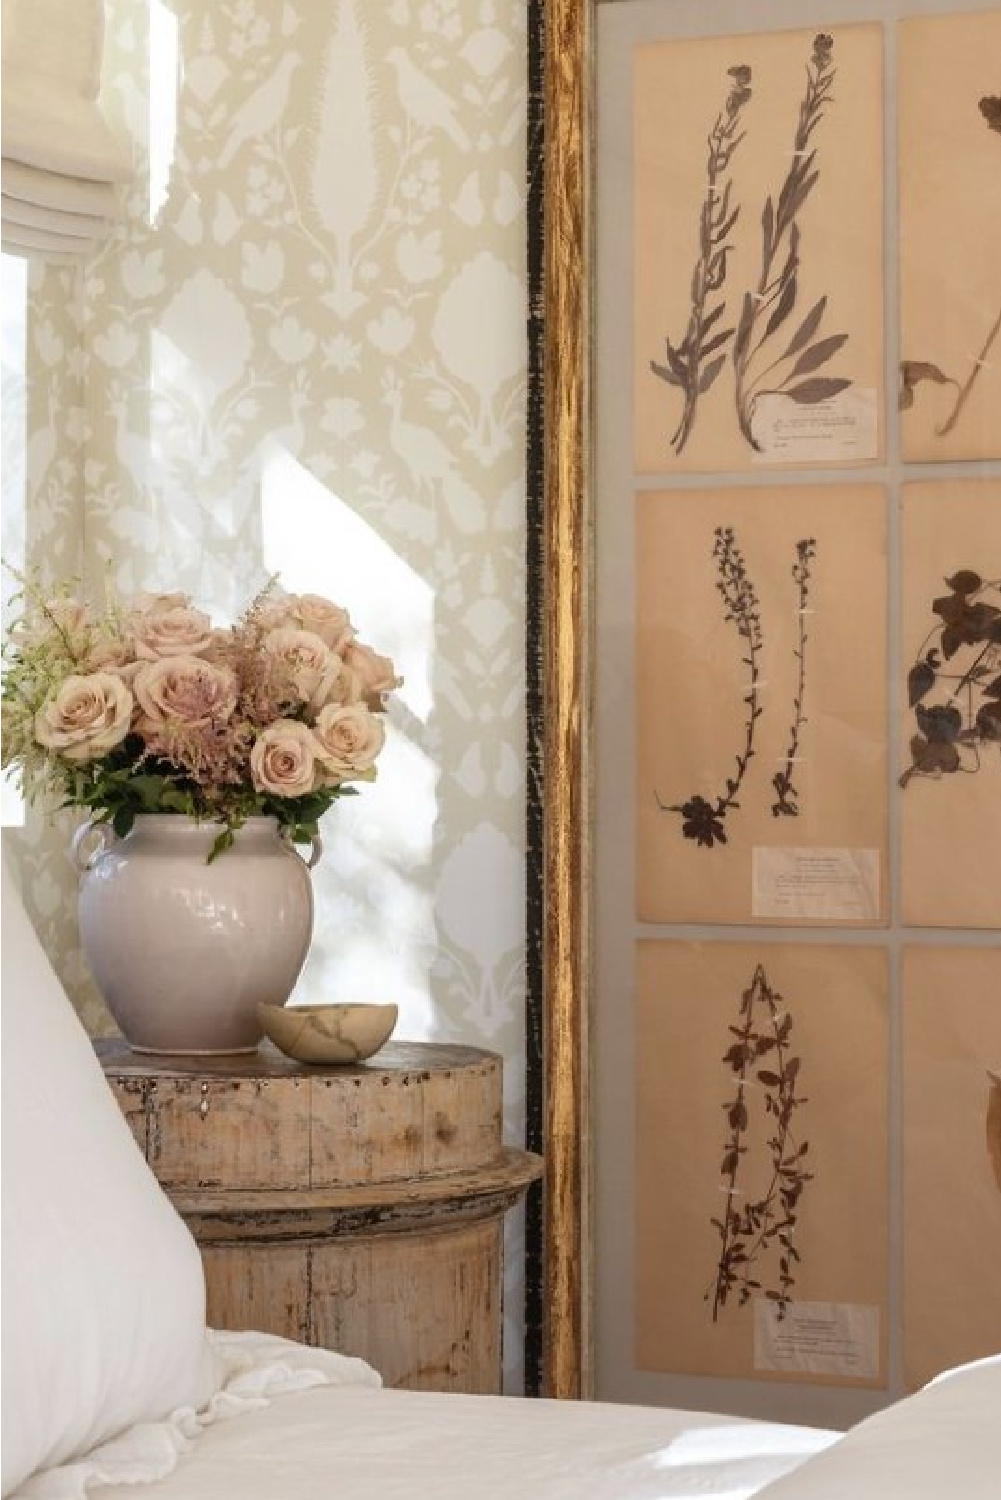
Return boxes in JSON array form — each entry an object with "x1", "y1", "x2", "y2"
[
  {"x1": 754, "y1": 1299, "x2": 880, "y2": 1378},
  {"x1": 752, "y1": 846, "x2": 880, "y2": 920},
  {"x1": 752, "y1": 387, "x2": 878, "y2": 463}
]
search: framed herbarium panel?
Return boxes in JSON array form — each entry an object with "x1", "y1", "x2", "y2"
[
  {"x1": 899, "y1": 480, "x2": 1001, "y2": 929},
  {"x1": 634, "y1": 23, "x2": 883, "y2": 474},
  {"x1": 636, "y1": 483, "x2": 887, "y2": 925},
  {"x1": 901, "y1": 945, "x2": 1001, "y2": 1390},
  {"x1": 898, "y1": 11, "x2": 1001, "y2": 462},
  {"x1": 635, "y1": 939, "x2": 889, "y2": 1385}
]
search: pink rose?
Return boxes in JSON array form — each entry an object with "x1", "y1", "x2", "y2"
[
  {"x1": 134, "y1": 656, "x2": 238, "y2": 727},
  {"x1": 34, "y1": 673, "x2": 133, "y2": 762},
  {"x1": 313, "y1": 703, "x2": 386, "y2": 783},
  {"x1": 133, "y1": 605, "x2": 215, "y2": 661},
  {"x1": 262, "y1": 627, "x2": 341, "y2": 716},
  {"x1": 340, "y1": 641, "x2": 401, "y2": 712},
  {"x1": 250, "y1": 720, "x2": 321, "y2": 798}
]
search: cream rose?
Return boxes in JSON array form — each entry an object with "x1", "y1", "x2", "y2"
[
  {"x1": 250, "y1": 720, "x2": 321, "y2": 798},
  {"x1": 290, "y1": 594, "x2": 355, "y2": 653},
  {"x1": 263, "y1": 627, "x2": 341, "y2": 716},
  {"x1": 132, "y1": 605, "x2": 215, "y2": 661},
  {"x1": 34, "y1": 672, "x2": 133, "y2": 762},
  {"x1": 341, "y1": 640, "x2": 400, "y2": 711},
  {"x1": 133, "y1": 656, "x2": 239, "y2": 727},
  {"x1": 313, "y1": 702, "x2": 385, "y2": 783},
  {"x1": 82, "y1": 636, "x2": 142, "y2": 685}
]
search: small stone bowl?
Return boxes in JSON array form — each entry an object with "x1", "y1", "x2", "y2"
[{"x1": 257, "y1": 1002, "x2": 398, "y2": 1065}]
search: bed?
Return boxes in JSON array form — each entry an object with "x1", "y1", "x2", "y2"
[{"x1": 2, "y1": 860, "x2": 998, "y2": 1500}]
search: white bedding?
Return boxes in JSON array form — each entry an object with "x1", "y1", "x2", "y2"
[{"x1": 16, "y1": 1332, "x2": 835, "y2": 1500}]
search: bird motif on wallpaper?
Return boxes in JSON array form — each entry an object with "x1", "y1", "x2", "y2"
[
  {"x1": 383, "y1": 375, "x2": 456, "y2": 493},
  {"x1": 381, "y1": 374, "x2": 484, "y2": 533},
  {"x1": 218, "y1": 52, "x2": 303, "y2": 168},
  {"x1": 386, "y1": 47, "x2": 471, "y2": 151},
  {"x1": 311, "y1": 0, "x2": 378, "y2": 319}
]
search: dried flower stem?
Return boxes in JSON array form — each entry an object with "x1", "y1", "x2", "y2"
[
  {"x1": 936, "y1": 304, "x2": 1001, "y2": 437},
  {"x1": 709, "y1": 964, "x2": 812, "y2": 1322},
  {"x1": 733, "y1": 34, "x2": 848, "y2": 450},
  {"x1": 772, "y1": 538, "x2": 816, "y2": 817},
  {"x1": 657, "y1": 526, "x2": 762, "y2": 849},
  {"x1": 651, "y1": 66, "x2": 753, "y2": 454}
]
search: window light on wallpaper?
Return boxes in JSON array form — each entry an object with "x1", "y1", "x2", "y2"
[
  {"x1": 260, "y1": 443, "x2": 438, "y2": 1037},
  {"x1": 148, "y1": 0, "x2": 179, "y2": 225},
  {"x1": 261, "y1": 443, "x2": 431, "y2": 725}
]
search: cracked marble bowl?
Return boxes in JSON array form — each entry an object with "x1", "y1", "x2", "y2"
[{"x1": 257, "y1": 1002, "x2": 398, "y2": 1065}]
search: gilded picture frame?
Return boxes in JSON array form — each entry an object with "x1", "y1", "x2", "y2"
[{"x1": 527, "y1": 0, "x2": 591, "y2": 1400}]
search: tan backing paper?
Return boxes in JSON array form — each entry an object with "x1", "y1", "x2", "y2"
[
  {"x1": 634, "y1": 24, "x2": 883, "y2": 474},
  {"x1": 636, "y1": 485, "x2": 887, "y2": 925},
  {"x1": 636, "y1": 940, "x2": 889, "y2": 1384},
  {"x1": 902, "y1": 946, "x2": 1001, "y2": 1390},
  {"x1": 898, "y1": 12, "x2": 1001, "y2": 463},
  {"x1": 899, "y1": 480, "x2": 1001, "y2": 929}
]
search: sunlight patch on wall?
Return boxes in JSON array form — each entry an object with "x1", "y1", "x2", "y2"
[
  {"x1": 148, "y1": 0, "x2": 178, "y2": 224},
  {"x1": 263, "y1": 444, "x2": 438, "y2": 1037}
]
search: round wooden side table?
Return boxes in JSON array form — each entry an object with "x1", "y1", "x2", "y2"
[{"x1": 96, "y1": 1038, "x2": 543, "y2": 1394}]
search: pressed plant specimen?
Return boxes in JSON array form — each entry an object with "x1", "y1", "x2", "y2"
[
  {"x1": 657, "y1": 526, "x2": 762, "y2": 848},
  {"x1": 650, "y1": 64, "x2": 753, "y2": 455},
  {"x1": 772, "y1": 537, "x2": 817, "y2": 817},
  {"x1": 899, "y1": 96, "x2": 1001, "y2": 439},
  {"x1": 708, "y1": 963, "x2": 813, "y2": 1323},
  {"x1": 732, "y1": 33, "x2": 851, "y2": 451},
  {"x1": 899, "y1": 567, "x2": 1001, "y2": 788}
]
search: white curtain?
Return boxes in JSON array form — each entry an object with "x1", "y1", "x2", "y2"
[{"x1": 1, "y1": 0, "x2": 131, "y2": 261}]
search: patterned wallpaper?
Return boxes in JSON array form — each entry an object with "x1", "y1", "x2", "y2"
[{"x1": 6, "y1": 0, "x2": 529, "y2": 1387}]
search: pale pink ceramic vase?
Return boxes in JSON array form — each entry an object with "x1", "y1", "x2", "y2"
[{"x1": 73, "y1": 815, "x2": 321, "y2": 1055}]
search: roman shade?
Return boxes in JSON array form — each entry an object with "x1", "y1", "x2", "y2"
[{"x1": 1, "y1": 0, "x2": 131, "y2": 262}]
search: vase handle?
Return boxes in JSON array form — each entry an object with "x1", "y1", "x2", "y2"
[
  {"x1": 303, "y1": 831, "x2": 323, "y2": 870},
  {"x1": 284, "y1": 829, "x2": 323, "y2": 870},
  {"x1": 71, "y1": 818, "x2": 118, "y2": 874}
]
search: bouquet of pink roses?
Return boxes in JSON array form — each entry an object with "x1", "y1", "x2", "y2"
[{"x1": 1, "y1": 578, "x2": 400, "y2": 858}]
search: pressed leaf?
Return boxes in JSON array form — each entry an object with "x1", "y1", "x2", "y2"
[
  {"x1": 789, "y1": 331, "x2": 848, "y2": 379},
  {"x1": 699, "y1": 327, "x2": 736, "y2": 359},
  {"x1": 907, "y1": 660, "x2": 936, "y2": 707},
  {"x1": 764, "y1": 275, "x2": 798, "y2": 339},
  {"x1": 716, "y1": 207, "x2": 741, "y2": 240},
  {"x1": 650, "y1": 358, "x2": 683, "y2": 388},
  {"x1": 713, "y1": 180, "x2": 733, "y2": 226},
  {"x1": 761, "y1": 195, "x2": 775, "y2": 261},
  {"x1": 944, "y1": 570, "x2": 982, "y2": 595},
  {"x1": 901, "y1": 360, "x2": 952, "y2": 387},
  {"x1": 784, "y1": 169, "x2": 820, "y2": 223},
  {"x1": 698, "y1": 353, "x2": 727, "y2": 394},
  {"x1": 785, "y1": 376, "x2": 851, "y2": 404},
  {"x1": 702, "y1": 302, "x2": 726, "y2": 336},
  {"x1": 733, "y1": 292, "x2": 755, "y2": 360}
]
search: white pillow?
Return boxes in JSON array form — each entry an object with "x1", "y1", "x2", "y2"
[
  {"x1": 0, "y1": 859, "x2": 218, "y2": 1496},
  {"x1": 755, "y1": 1355, "x2": 1001, "y2": 1500}
]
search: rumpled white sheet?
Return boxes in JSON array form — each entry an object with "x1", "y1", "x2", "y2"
[
  {"x1": 11, "y1": 1331, "x2": 382, "y2": 1500},
  {"x1": 76, "y1": 1376, "x2": 835, "y2": 1500}
]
